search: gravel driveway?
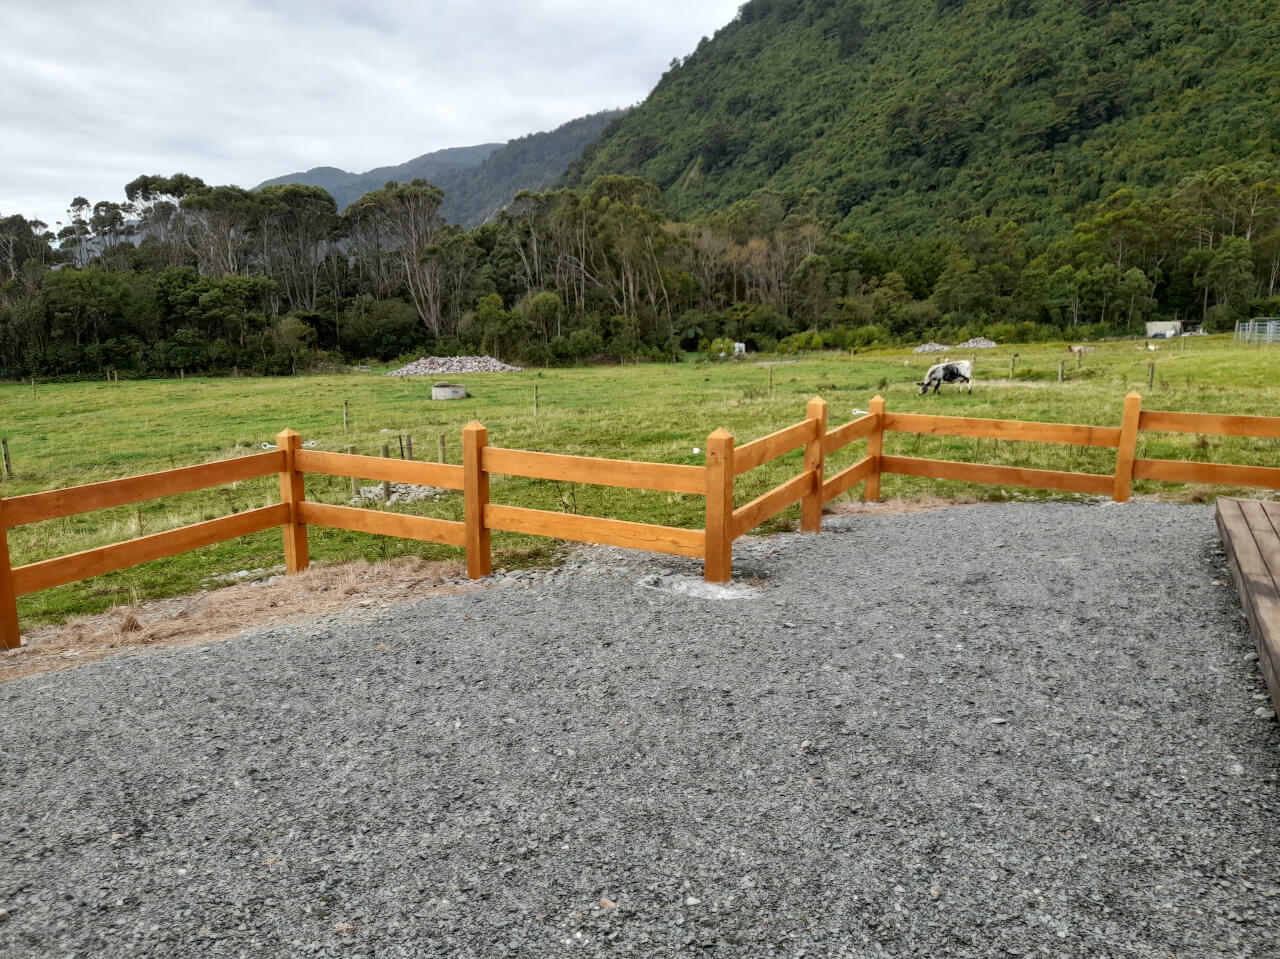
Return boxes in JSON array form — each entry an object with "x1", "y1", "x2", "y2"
[{"x1": 2, "y1": 502, "x2": 1278, "y2": 958}]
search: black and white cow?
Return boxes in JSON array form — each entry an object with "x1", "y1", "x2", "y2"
[{"x1": 918, "y1": 359, "x2": 973, "y2": 395}]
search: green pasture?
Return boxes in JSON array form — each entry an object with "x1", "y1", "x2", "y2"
[{"x1": 2, "y1": 335, "x2": 1277, "y2": 627}]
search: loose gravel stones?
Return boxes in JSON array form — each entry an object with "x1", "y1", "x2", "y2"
[
  {"x1": 912, "y1": 342, "x2": 951, "y2": 354},
  {"x1": 2, "y1": 503, "x2": 1278, "y2": 957},
  {"x1": 386, "y1": 355, "x2": 521, "y2": 376},
  {"x1": 955, "y1": 337, "x2": 998, "y2": 349}
]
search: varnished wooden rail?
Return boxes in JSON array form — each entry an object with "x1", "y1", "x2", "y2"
[
  {"x1": 486, "y1": 504, "x2": 704, "y2": 559},
  {"x1": 483, "y1": 447, "x2": 705, "y2": 494},
  {"x1": 2, "y1": 452, "x2": 284, "y2": 527},
  {"x1": 883, "y1": 412, "x2": 1122, "y2": 448},
  {"x1": 294, "y1": 449, "x2": 464, "y2": 489},
  {"x1": 880, "y1": 456, "x2": 1115, "y2": 496},
  {"x1": 5, "y1": 394, "x2": 1280, "y2": 650},
  {"x1": 735, "y1": 419, "x2": 818, "y2": 476},
  {"x1": 11, "y1": 505, "x2": 289, "y2": 596}
]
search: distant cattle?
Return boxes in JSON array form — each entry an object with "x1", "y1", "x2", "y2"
[{"x1": 919, "y1": 359, "x2": 973, "y2": 395}]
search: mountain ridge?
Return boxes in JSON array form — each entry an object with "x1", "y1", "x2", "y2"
[{"x1": 254, "y1": 110, "x2": 625, "y2": 226}]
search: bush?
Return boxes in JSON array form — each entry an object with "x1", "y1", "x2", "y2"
[{"x1": 706, "y1": 336, "x2": 736, "y2": 360}]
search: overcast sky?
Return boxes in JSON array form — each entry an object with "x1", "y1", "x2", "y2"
[{"x1": 0, "y1": 0, "x2": 742, "y2": 230}]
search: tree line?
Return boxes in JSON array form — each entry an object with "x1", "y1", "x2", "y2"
[{"x1": 1, "y1": 163, "x2": 1279, "y2": 378}]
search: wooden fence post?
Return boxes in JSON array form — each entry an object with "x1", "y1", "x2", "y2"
[
  {"x1": 1113, "y1": 392, "x2": 1143, "y2": 503},
  {"x1": 381, "y1": 443, "x2": 392, "y2": 501},
  {"x1": 0, "y1": 502, "x2": 20, "y2": 650},
  {"x1": 438, "y1": 433, "x2": 447, "y2": 464},
  {"x1": 801, "y1": 396, "x2": 828, "y2": 533},
  {"x1": 863, "y1": 395, "x2": 886, "y2": 503},
  {"x1": 277, "y1": 429, "x2": 309, "y2": 574},
  {"x1": 704, "y1": 428, "x2": 735, "y2": 583},
  {"x1": 462, "y1": 422, "x2": 491, "y2": 579}
]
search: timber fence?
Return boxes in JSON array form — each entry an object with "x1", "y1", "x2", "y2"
[{"x1": 3, "y1": 391, "x2": 1280, "y2": 649}]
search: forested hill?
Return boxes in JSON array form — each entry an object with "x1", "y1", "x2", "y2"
[
  {"x1": 254, "y1": 110, "x2": 624, "y2": 226},
  {"x1": 565, "y1": 0, "x2": 1280, "y2": 241},
  {"x1": 431, "y1": 110, "x2": 626, "y2": 226},
  {"x1": 255, "y1": 144, "x2": 502, "y2": 213}
]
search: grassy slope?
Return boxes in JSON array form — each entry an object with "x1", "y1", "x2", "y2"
[
  {"x1": 2, "y1": 336, "x2": 1277, "y2": 626},
  {"x1": 566, "y1": 0, "x2": 1280, "y2": 240}
]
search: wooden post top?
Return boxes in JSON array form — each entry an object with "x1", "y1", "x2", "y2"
[
  {"x1": 806, "y1": 396, "x2": 828, "y2": 415},
  {"x1": 870, "y1": 395, "x2": 885, "y2": 409},
  {"x1": 707, "y1": 427, "x2": 734, "y2": 443},
  {"x1": 462, "y1": 421, "x2": 487, "y2": 436},
  {"x1": 276, "y1": 428, "x2": 300, "y2": 443}
]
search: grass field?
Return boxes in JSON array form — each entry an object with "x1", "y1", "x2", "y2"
[{"x1": 3, "y1": 335, "x2": 1278, "y2": 627}]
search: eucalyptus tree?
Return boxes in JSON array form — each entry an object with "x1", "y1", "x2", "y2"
[
  {"x1": 125, "y1": 173, "x2": 206, "y2": 267},
  {"x1": 256, "y1": 184, "x2": 338, "y2": 312},
  {"x1": 345, "y1": 180, "x2": 447, "y2": 331},
  {"x1": 181, "y1": 185, "x2": 259, "y2": 277}
]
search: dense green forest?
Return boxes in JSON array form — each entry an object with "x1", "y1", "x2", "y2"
[
  {"x1": 567, "y1": 0, "x2": 1280, "y2": 241},
  {"x1": 2, "y1": 159, "x2": 1277, "y2": 379}
]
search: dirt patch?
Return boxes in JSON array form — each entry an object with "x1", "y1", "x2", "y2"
[
  {"x1": 1, "y1": 557, "x2": 469, "y2": 683},
  {"x1": 824, "y1": 493, "x2": 978, "y2": 516}
]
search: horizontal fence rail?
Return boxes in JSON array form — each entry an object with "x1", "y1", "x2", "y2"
[
  {"x1": 2, "y1": 451, "x2": 284, "y2": 527},
  {"x1": 883, "y1": 412, "x2": 1122, "y2": 448},
  {"x1": 294, "y1": 449, "x2": 464, "y2": 489},
  {"x1": 4, "y1": 392, "x2": 1280, "y2": 650},
  {"x1": 486, "y1": 505, "x2": 705, "y2": 559},
  {"x1": 483, "y1": 447, "x2": 706, "y2": 494}
]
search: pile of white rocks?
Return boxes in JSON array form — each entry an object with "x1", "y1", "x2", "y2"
[
  {"x1": 352, "y1": 483, "x2": 450, "y2": 506},
  {"x1": 912, "y1": 342, "x2": 951, "y2": 354},
  {"x1": 955, "y1": 337, "x2": 998, "y2": 349},
  {"x1": 387, "y1": 356, "x2": 522, "y2": 376}
]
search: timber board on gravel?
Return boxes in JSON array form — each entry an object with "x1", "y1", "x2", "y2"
[{"x1": 2, "y1": 502, "x2": 1278, "y2": 958}]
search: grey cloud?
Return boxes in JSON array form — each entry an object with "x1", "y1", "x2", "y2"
[{"x1": 0, "y1": 0, "x2": 741, "y2": 226}]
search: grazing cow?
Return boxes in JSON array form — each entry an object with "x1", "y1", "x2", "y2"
[{"x1": 918, "y1": 359, "x2": 973, "y2": 394}]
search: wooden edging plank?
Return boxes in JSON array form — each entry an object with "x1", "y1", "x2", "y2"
[
  {"x1": 1237, "y1": 500, "x2": 1280, "y2": 707},
  {"x1": 1133, "y1": 458, "x2": 1280, "y2": 490},
  {"x1": 295, "y1": 450, "x2": 464, "y2": 490},
  {"x1": 482, "y1": 447, "x2": 705, "y2": 494},
  {"x1": 881, "y1": 455, "x2": 1113, "y2": 495},
  {"x1": 11, "y1": 504, "x2": 289, "y2": 596},
  {"x1": 1216, "y1": 499, "x2": 1280, "y2": 713},
  {"x1": 1141, "y1": 410, "x2": 1280, "y2": 438},
  {"x1": 734, "y1": 420, "x2": 819, "y2": 476},
  {"x1": 2, "y1": 451, "x2": 285, "y2": 528},
  {"x1": 822, "y1": 456, "x2": 875, "y2": 503},
  {"x1": 485, "y1": 504, "x2": 704, "y2": 559},
  {"x1": 823, "y1": 414, "x2": 876, "y2": 454},
  {"x1": 885, "y1": 412, "x2": 1122, "y2": 448},
  {"x1": 732, "y1": 471, "x2": 814, "y2": 539},
  {"x1": 296, "y1": 502, "x2": 466, "y2": 547}
]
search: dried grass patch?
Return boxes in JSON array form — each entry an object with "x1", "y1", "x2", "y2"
[
  {"x1": 1, "y1": 557, "x2": 469, "y2": 683},
  {"x1": 824, "y1": 494, "x2": 979, "y2": 516}
]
